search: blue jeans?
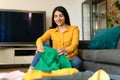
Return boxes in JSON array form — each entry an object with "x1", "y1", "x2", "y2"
[
  {"x1": 69, "y1": 56, "x2": 82, "y2": 71},
  {"x1": 31, "y1": 53, "x2": 40, "y2": 67},
  {"x1": 31, "y1": 53, "x2": 82, "y2": 71},
  {"x1": 31, "y1": 44, "x2": 50, "y2": 67}
]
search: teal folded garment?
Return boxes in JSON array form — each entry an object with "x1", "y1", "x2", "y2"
[
  {"x1": 34, "y1": 46, "x2": 72, "y2": 72},
  {"x1": 88, "y1": 25, "x2": 120, "y2": 49}
]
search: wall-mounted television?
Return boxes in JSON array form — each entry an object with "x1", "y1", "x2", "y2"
[{"x1": 0, "y1": 9, "x2": 46, "y2": 47}]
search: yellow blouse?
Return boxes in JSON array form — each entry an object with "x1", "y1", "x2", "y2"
[{"x1": 36, "y1": 25, "x2": 79, "y2": 59}]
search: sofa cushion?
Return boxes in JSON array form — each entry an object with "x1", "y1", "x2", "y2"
[
  {"x1": 88, "y1": 25, "x2": 120, "y2": 49},
  {"x1": 82, "y1": 61, "x2": 120, "y2": 75},
  {"x1": 79, "y1": 49, "x2": 120, "y2": 65}
]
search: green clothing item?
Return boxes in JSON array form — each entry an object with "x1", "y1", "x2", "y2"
[{"x1": 34, "y1": 46, "x2": 72, "y2": 72}]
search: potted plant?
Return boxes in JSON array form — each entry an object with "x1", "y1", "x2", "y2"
[{"x1": 106, "y1": 0, "x2": 120, "y2": 28}]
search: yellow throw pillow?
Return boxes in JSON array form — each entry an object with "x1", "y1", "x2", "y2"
[{"x1": 88, "y1": 69, "x2": 110, "y2": 80}]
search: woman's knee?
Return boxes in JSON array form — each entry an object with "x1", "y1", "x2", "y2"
[{"x1": 70, "y1": 57, "x2": 82, "y2": 70}]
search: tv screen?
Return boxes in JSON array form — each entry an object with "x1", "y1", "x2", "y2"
[{"x1": 0, "y1": 9, "x2": 46, "y2": 47}]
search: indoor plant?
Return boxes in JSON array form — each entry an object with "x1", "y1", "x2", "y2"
[{"x1": 107, "y1": 0, "x2": 120, "y2": 28}]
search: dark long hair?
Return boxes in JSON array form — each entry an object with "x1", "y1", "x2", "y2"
[{"x1": 51, "y1": 6, "x2": 71, "y2": 28}]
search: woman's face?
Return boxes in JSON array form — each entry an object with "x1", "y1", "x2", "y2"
[{"x1": 54, "y1": 11, "x2": 65, "y2": 26}]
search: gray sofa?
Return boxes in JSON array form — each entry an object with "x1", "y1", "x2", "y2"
[{"x1": 78, "y1": 39, "x2": 120, "y2": 75}]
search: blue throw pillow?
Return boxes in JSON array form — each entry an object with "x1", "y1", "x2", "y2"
[{"x1": 88, "y1": 25, "x2": 120, "y2": 49}]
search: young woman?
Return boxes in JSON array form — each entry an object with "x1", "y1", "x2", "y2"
[{"x1": 28, "y1": 6, "x2": 82, "y2": 72}]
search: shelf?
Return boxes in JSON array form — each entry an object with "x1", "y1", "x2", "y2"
[{"x1": 0, "y1": 47, "x2": 36, "y2": 65}]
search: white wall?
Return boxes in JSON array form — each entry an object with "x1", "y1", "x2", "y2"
[{"x1": 0, "y1": 0, "x2": 85, "y2": 40}]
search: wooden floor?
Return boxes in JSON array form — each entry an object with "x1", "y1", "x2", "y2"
[{"x1": 0, "y1": 64, "x2": 29, "y2": 73}]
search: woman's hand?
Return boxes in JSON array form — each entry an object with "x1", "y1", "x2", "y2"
[
  {"x1": 57, "y1": 48, "x2": 69, "y2": 55},
  {"x1": 36, "y1": 45, "x2": 44, "y2": 53}
]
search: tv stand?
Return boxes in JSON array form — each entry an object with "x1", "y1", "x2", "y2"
[{"x1": 0, "y1": 47, "x2": 36, "y2": 65}]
